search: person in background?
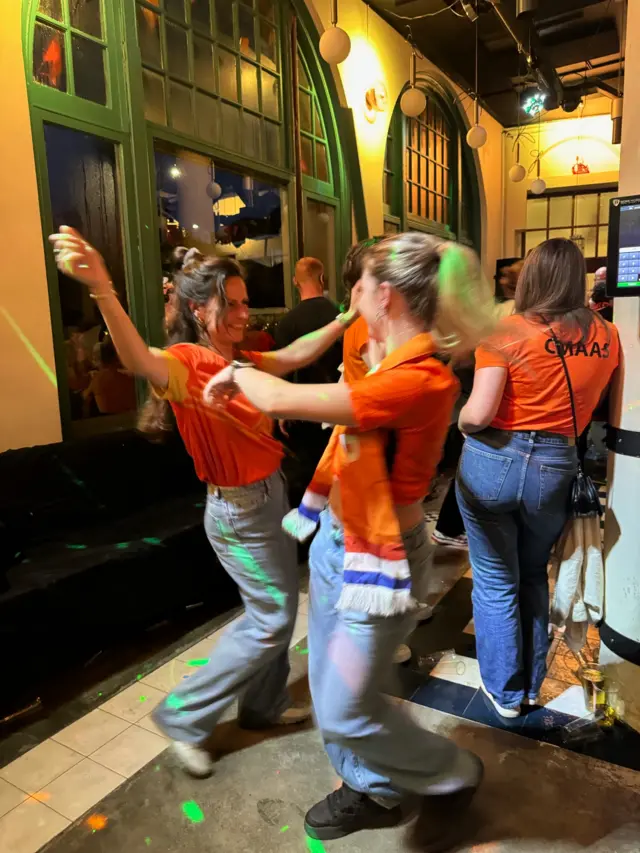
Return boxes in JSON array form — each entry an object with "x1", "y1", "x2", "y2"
[
  {"x1": 275, "y1": 257, "x2": 343, "y2": 506},
  {"x1": 589, "y1": 267, "x2": 613, "y2": 322},
  {"x1": 83, "y1": 338, "x2": 136, "y2": 416},
  {"x1": 456, "y1": 238, "x2": 619, "y2": 720},
  {"x1": 495, "y1": 259, "x2": 523, "y2": 319},
  {"x1": 49, "y1": 226, "x2": 359, "y2": 780},
  {"x1": 203, "y1": 233, "x2": 494, "y2": 848}
]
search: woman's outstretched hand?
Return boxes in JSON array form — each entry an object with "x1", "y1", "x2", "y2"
[
  {"x1": 48, "y1": 226, "x2": 111, "y2": 292},
  {"x1": 203, "y1": 365, "x2": 238, "y2": 407}
]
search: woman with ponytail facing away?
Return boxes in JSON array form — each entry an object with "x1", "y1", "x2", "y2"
[
  {"x1": 48, "y1": 226, "x2": 360, "y2": 779},
  {"x1": 203, "y1": 233, "x2": 495, "y2": 850}
]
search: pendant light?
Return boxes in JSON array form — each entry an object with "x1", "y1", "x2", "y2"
[
  {"x1": 466, "y1": 20, "x2": 487, "y2": 149},
  {"x1": 509, "y1": 143, "x2": 526, "y2": 183},
  {"x1": 530, "y1": 118, "x2": 546, "y2": 194},
  {"x1": 319, "y1": 0, "x2": 351, "y2": 65},
  {"x1": 400, "y1": 50, "x2": 426, "y2": 118}
]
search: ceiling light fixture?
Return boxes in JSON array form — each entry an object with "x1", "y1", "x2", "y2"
[
  {"x1": 400, "y1": 50, "x2": 427, "y2": 118},
  {"x1": 466, "y1": 19, "x2": 487, "y2": 149},
  {"x1": 319, "y1": 0, "x2": 351, "y2": 65},
  {"x1": 523, "y1": 91, "x2": 546, "y2": 117}
]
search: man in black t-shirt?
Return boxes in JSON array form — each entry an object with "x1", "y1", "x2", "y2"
[{"x1": 275, "y1": 258, "x2": 342, "y2": 505}]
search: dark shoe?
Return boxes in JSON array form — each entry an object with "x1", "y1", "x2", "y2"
[
  {"x1": 412, "y1": 754, "x2": 484, "y2": 852},
  {"x1": 304, "y1": 784, "x2": 404, "y2": 841}
]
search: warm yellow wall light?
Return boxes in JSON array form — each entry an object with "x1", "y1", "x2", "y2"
[{"x1": 340, "y1": 36, "x2": 387, "y2": 146}]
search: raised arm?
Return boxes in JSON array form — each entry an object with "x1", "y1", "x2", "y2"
[
  {"x1": 258, "y1": 310, "x2": 358, "y2": 377},
  {"x1": 49, "y1": 227, "x2": 169, "y2": 389}
]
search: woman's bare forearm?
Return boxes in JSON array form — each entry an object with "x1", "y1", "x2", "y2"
[{"x1": 260, "y1": 310, "x2": 357, "y2": 377}]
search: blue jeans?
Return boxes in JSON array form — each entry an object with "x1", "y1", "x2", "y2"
[
  {"x1": 456, "y1": 429, "x2": 577, "y2": 709},
  {"x1": 154, "y1": 470, "x2": 298, "y2": 743},
  {"x1": 308, "y1": 510, "x2": 478, "y2": 804}
]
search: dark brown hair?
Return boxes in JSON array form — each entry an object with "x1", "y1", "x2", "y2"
[
  {"x1": 138, "y1": 251, "x2": 245, "y2": 440},
  {"x1": 516, "y1": 238, "x2": 604, "y2": 342},
  {"x1": 341, "y1": 236, "x2": 384, "y2": 293}
]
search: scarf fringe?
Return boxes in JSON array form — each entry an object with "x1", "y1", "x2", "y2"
[
  {"x1": 336, "y1": 583, "x2": 416, "y2": 616},
  {"x1": 282, "y1": 507, "x2": 319, "y2": 543}
]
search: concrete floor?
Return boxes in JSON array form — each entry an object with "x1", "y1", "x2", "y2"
[{"x1": 40, "y1": 700, "x2": 640, "y2": 853}]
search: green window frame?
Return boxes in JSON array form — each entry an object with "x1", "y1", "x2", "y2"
[{"x1": 297, "y1": 47, "x2": 333, "y2": 194}]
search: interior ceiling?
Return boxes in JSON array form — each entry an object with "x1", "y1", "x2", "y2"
[{"x1": 365, "y1": 0, "x2": 625, "y2": 127}]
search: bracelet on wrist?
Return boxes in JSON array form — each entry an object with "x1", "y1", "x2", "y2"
[{"x1": 89, "y1": 286, "x2": 118, "y2": 302}]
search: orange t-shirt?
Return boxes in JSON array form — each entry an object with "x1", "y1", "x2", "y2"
[
  {"x1": 348, "y1": 333, "x2": 458, "y2": 504},
  {"x1": 342, "y1": 317, "x2": 370, "y2": 383},
  {"x1": 155, "y1": 343, "x2": 283, "y2": 487},
  {"x1": 475, "y1": 314, "x2": 620, "y2": 436}
]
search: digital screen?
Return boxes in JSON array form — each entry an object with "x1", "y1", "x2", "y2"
[{"x1": 617, "y1": 204, "x2": 640, "y2": 288}]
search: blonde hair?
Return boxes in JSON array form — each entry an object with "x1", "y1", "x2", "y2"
[{"x1": 365, "y1": 233, "x2": 495, "y2": 359}]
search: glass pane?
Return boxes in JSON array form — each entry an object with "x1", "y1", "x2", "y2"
[
  {"x1": 33, "y1": 22, "x2": 66, "y2": 92},
  {"x1": 316, "y1": 143, "x2": 329, "y2": 183},
  {"x1": 166, "y1": 0, "x2": 185, "y2": 22},
  {"x1": 154, "y1": 148, "x2": 287, "y2": 307},
  {"x1": 410, "y1": 183, "x2": 418, "y2": 215},
  {"x1": 142, "y1": 68, "x2": 166, "y2": 124},
  {"x1": 314, "y1": 100, "x2": 324, "y2": 138},
  {"x1": 572, "y1": 226, "x2": 597, "y2": 258},
  {"x1": 428, "y1": 192, "x2": 435, "y2": 221},
  {"x1": 193, "y1": 36, "x2": 215, "y2": 91},
  {"x1": 238, "y1": 6, "x2": 256, "y2": 59},
  {"x1": 243, "y1": 112, "x2": 261, "y2": 159},
  {"x1": 549, "y1": 195, "x2": 573, "y2": 228},
  {"x1": 169, "y1": 80, "x2": 194, "y2": 134},
  {"x1": 70, "y1": 0, "x2": 102, "y2": 39},
  {"x1": 599, "y1": 192, "x2": 616, "y2": 225},
  {"x1": 44, "y1": 124, "x2": 135, "y2": 422},
  {"x1": 215, "y1": 1, "x2": 234, "y2": 45},
  {"x1": 299, "y1": 90, "x2": 312, "y2": 132},
  {"x1": 220, "y1": 101, "x2": 240, "y2": 152},
  {"x1": 297, "y1": 52, "x2": 310, "y2": 89},
  {"x1": 259, "y1": 20, "x2": 277, "y2": 70},
  {"x1": 196, "y1": 90, "x2": 219, "y2": 143},
  {"x1": 261, "y1": 70, "x2": 279, "y2": 119},
  {"x1": 525, "y1": 230, "x2": 546, "y2": 255},
  {"x1": 137, "y1": 6, "x2": 162, "y2": 68},
  {"x1": 191, "y1": 0, "x2": 211, "y2": 33},
  {"x1": 598, "y1": 226, "x2": 609, "y2": 257},
  {"x1": 240, "y1": 60, "x2": 259, "y2": 111},
  {"x1": 219, "y1": 48, "x2": 238, "y2": 101},
  {"x1": 37, "y1": 0, "x2": 62, "y2": 21},
  {"x1": 300, "y1": 136, "x2": 312, "y2": 176},
  {"x1": 575, "y1": 193, "x2": 598, "y2": 226},
  {"x1": 384, "y1": 219, "x2": 400, "y2": 235},
  {"x1": 304, "y1": 199, "x2": 335, "y2": 296},
  {"x1": 264, "y1": 120, "x2": 281, "y2": 167},
  {"x1": 258, "y1": 0, "x2": 275, "y2": 21},
  {"x1": 526, "y1": 197, "x2": 547, "y2": 230},
  {"x1": 72, "y1": 36, "x2": 107, "y2": 105},
  {"x1": 166, "y1": 23, "x2": 189, "y2": 80}
]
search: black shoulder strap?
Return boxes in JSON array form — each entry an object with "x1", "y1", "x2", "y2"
[{"x1": 546, "y1": 324, "x2": 581, "y2": 465}]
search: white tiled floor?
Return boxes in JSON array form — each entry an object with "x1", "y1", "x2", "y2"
[{"x1": 0, "y1": 593, "x2": 310, "y2": 853}]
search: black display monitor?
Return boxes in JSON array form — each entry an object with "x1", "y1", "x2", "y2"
[{"x1": 607, "y1": 195, "x2": 640, "y2": 297}]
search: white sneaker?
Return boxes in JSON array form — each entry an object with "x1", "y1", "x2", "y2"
[
  {"x1": 278, "y1": 701, "x2": 312, "y2": 725},
  {"x1": 169, "y1": 740, "x2": 214, "y2": 778},
  {"x1": 393, "y1": 644, "x2": 412, "y2": 664},
  {"x1": 480, "y1": 681, "x2": 520, "y2": 719},
  {"x1": 431, "y1": 530, "x2": 468, "y2": 550},
  {"x1": 415, "y1": 603, "x2": 434, "y2": 623}
]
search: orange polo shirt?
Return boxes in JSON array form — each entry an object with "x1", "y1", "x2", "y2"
[
  {"x1": 342, "y1": 317, "x2": 370, "y2": 383},
  {"x1": 475, "y1": 314, "x2": 620, "y2": 437},
  {"x1": 348, "y1": 333, "x2": 458, "y2": 504},
  {"x1": 154, "y1": 343, "x2": 283, "y2": 487}
]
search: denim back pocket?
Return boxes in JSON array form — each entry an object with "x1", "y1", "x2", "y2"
[
  {"x1": 458, "y1": 443, "x2": 512, "y2": 502},
  {"x1": 538, "y1": 463, "x2": 576, "y2": 513}
]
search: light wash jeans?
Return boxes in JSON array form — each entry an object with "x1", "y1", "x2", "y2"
[
  {"x1": 153, "y1": 470, "x2": 298, "y2": 744},
  {"x1": 456, "y1": 429, "x2": 577, "y2": 710},
  {"x1": 308, "y1": 510, "x2": 477, "y2": 804}
]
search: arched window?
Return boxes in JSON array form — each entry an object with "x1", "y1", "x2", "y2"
[{"x1": 383, "y1": 81, "x2": 480, "y2": 253}]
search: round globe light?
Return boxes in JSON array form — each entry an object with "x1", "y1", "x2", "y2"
[
  {"x1": 509, "y1": 163, "x2": 526, "y2": 183},
  {"x1": 206, "y1": 181, "x2": 222, "y2": 201},
  {"x1": 319, "y1": 26, "x2": 351, "y2": 64},
  {"x1": 530, "y1": 177, "x2": 547, "y2": 195},
  {"x1": 466, "y1": 123, "x2": 487, "y2": 149},
  {"x1": 400, "y1": 87, "x2": 427, "y2": 118}
]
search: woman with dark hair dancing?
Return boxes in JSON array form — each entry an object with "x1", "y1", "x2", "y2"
[
  {"x1": 49, "y1": 226, "x2": 359, "y2": 778},
  {"x1": 204, "y1": 233, "x2": 495, "y2": 850}
]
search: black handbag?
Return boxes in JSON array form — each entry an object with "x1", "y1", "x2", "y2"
[{"x1": 546, "y1": 325, "x2": 603, "y2": 519}]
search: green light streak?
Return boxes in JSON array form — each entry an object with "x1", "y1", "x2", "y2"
[
  {"x1": 167, "y1": 693, "x2": 185, "y2": 710},
  {"x1": 145, "y1": 838, "x2": 152, "y2": 846},
  {"x1": 217, "y1": 520, "x2": 285, "y2": 606},
  {"x1": 187, "y1": 659, "x2": 209, "y2": 667},
  {"x1": 181, "y1": 801, "x2": 204, "y2": 824},
  {"x1": 280, "y1": 825, "x2": 289, "y2": 833},
  {"x1": 0, "y1": 307, "x2": 57, "y2": 388},
  {"x1": 66, "y1": 544, "x2": 87, "y2": 550},
  {"x1": 306, "y1": 837, "x2": 327, "y2": 853},
  {"x1": 142, "y1": 537, "x2": 162, "y2": 545}
]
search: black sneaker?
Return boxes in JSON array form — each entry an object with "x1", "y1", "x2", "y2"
[
  {"x1": 412, "y1": 754, "x2": 484, "y2": 852},
  {"x1": 304, "y1": 783, "x2": 404, "y2": 841}
]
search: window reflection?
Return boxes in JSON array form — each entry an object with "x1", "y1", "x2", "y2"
[
  {"x1": 44, "y1": 124, "x2": 135, "y2": 423},
  {"x1": 154, "y1": 144, "x2": 286, "y2": 308}
]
